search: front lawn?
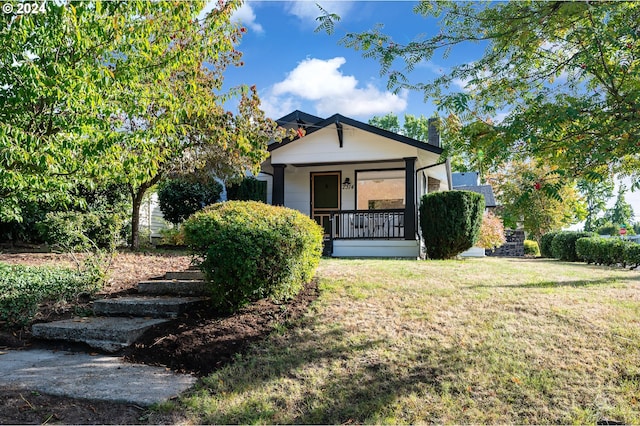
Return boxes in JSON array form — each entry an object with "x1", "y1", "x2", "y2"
[{"x1": 171, "y1": 257, "x2": 640, "y2": 424}]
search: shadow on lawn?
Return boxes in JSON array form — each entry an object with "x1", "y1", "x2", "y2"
[{"x1": 189, "y1": 321, "x2": 454, "y2": 424}]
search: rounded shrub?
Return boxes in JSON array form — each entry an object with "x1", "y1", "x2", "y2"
[
  {"x1": 524, "y1": 240, "x2": 540, "y2": 257},
  {"x1": 183, "y1": 201, "x2": 323, "y2": 312},
  {"x1": 539, "y1": 231, "x2": 559, "y2": 258},
  {"x1": 419, "y1": 190, "x2": 484, "y2": 260},
  {"x1": 550, "y1": 231, "x2": 596, "y2": 261}
]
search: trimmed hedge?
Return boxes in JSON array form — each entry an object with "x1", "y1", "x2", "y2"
[
  {"x1": 550, "y1": 231, "x2": 596, "y2": 261},
  {"x1": 540, "y1": 231, "x2": 559, "y2": 258},
  {"x1": 576, "y1": 236, "x2": 638, "y2": 268},
  {"x1": 157, "y1": 177, "x2": 223, "y2": 225},
  {"x1": 419, "y1": 190, "x2": 484, "y2": 260},
  {"x1": 524, "y1": 240, "x2": 540, "y2": 257},
  {"x1": 183, "y1": 201, "x2": 323, "y2": 312},
  {"x1": 624, "y1": 244, "x2": 640, "y2": 269},
  {"x1": 226, "y1": 177, "x2": 268, "y2": 203}
]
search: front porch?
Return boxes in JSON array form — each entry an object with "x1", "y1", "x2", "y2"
[{"x1": 321, "y1": 209, "x2": 420, "y2": 258}]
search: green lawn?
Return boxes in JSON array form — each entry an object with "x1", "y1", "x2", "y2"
[{"x1": 168, "y1": 258, "x2": 640, "y2": 424}]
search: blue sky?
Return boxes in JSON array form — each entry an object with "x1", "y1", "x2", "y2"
[{"x1": 224, "y1": 0, "x2": 481, "y2": 121}]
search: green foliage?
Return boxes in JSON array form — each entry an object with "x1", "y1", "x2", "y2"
[
  {"x1": 577, "y1": 177, "x2": 615, "y2": 232},
  {"x1": 488, "y1": 162, "x2": 586, "y2": 243},
  {"x1": 576, "y1": 237, "x2": 631, "y2": 267},
  {"x1": 0, "y1": 262, "x2": 100, "y2": 326},
  {"x1": 225, "y1": 177, "x2": 268, "y2": 203},
  {"x1": 0, "y1": 0, "x2": 290, "y2": 249},
  {"x1": 624, "y1": 244, "x2": 640, "y2": 270},
  {"x1": 157, "y1": 178, "x2": 222, "y2": 225},
  {"x1": 595, "y1": 223, "x2": 619, "y2": 236},
  {"x1": 337, "y1": 2, "x2": 640, "y2": 186},
  {"x1": 524, "y1": 240, "x2": 540, "y2": 257},
  {"x1": 477, "y1": 210, "x2": 506, "y2": 250},
  {"x1": 158, "y1": 227, "x2": 186, "y2": 246},
  {"x1": 183, "y1": 201, "x2": 323, "y2": 312},
  {"x1": 540, "y1": 232, "x2": 559, "y2": 258},
  {"x1": 419, "y1": 191, "x2": 484, "y2": 259},
  {"x1": 551, "y1": 231, "x2": 596, "y2": 262},
  {"x1": 37, "y1": 210, "x2": 123, "y2": 252},
  {"x1": 599, "y1": 187, "x2": 636, "y2": 230}
]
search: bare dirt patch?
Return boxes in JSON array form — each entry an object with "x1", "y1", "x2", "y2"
[{"x1": 0, "y1": 251, "x2": 319, "y2": 424}]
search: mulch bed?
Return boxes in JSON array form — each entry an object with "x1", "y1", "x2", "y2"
[{"x1": 0, "y1": 251, "x2": 319, "y2": 424}]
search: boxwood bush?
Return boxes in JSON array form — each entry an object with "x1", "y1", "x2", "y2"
[
  {"x1": 540, "y1": 231, "x2": 559, "y2": 258},
  {"x1": 524, "y1": 240, "x2": 540, "y2": 257},
  {"x1": 419, "y1": 190, "x2": 484, "y2": 260},
  {"x1": 550, "y1": 231, "x2": 596, "y2": 261},
  {"x1": 183, "y1": 201, "x2": 323, "y2": 312}
]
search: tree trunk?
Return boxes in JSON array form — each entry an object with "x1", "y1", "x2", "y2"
[{"x1": 129, "y1": 176, "x2": 162, "y2": 250}]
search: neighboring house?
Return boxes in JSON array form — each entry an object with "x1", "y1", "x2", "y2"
[
  {"x1": 139, "y1": 192, "x2": 173, "y2": 243},
  {"x1": 256, "y1": 110, "x2": 452, "y2": 258},
  {"x1": 451, "y1": 172, "x2": 497, "y2": 210},
  {"x1": 452, "y1": 172, "x2": 498, "y2": 257}
]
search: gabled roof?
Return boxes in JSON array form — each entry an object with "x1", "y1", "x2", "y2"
[
  {"x1": 454, "y1": 185, "x2": 497, "y2": 208},
  {"x1": 275, "y1": 110, "x2": 323, "y2": 127},
  {"x1": 269, "y1": 111, "x2": 443, "y2": 155}
]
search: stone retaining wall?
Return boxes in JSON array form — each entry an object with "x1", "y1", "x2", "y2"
[{"x1": 487, "y1": 229, "x2": 525, "y2": 257}]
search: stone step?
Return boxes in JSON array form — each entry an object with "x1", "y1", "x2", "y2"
[
  {"x1": 93, "y1": 296, "x2": 208, "y2": 318},
  {"x1": 164, "y1": 270, "x2": 205, "y2": 280},
  {"x1": 137, "y1": 280, "x2": 208, "y2": 296},
  {"x1": 32, "y1": 317, "x2": 168, "y2": 353}
]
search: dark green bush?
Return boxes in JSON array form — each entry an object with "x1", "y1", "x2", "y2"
[
  {"x1": 576, "y1": 236, "x2": 630, "y2": 266},
  {"x1": 524, "y1": 240, "x2": 540, "y2": 257},
  {"x1": 0, "y1": 262, "x2": 100, "y2": 326},
  {"x1": 624, "y1": 243, "x2": 640, "y2": 269},
  {"x1": 183, "y1": 201, "x2": 323, "y2": 312},
  {"x1": 37, "y1": 210, "x2": 123, "y2": 251},
  {"x1": 595, "y1": 223, "x2": 618, "y2": 236},
  {"x1": 226, "y1": 177, "x2": 268, "y2": 203},
  {"x1": 550, "y1": 231, "x2": 596, "y2": 261},
  {"x1": 419, "y1": 190, "x2": 484, "y2": 260},
  {"x1": 540, "y1": 232, "x2": 559, "y2": 258},
  {"x1": 157, "y1": 177, "x2": 223, "y2": 225}
]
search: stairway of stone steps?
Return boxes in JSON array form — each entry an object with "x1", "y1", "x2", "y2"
[{"x1": 31, "y1": 268, "x2": 208, "y2": 353}]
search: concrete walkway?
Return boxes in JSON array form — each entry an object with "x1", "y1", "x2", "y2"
[{"x1": 0, "y1": 349, "x2": 197, "y2": 406}]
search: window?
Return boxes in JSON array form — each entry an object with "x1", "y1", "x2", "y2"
[{"x1": 356, "y1": 170, "x2": 405, "y2": 210}]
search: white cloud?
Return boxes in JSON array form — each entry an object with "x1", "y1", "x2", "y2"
[
  {"x1": 284, "y1": 1, "x2": 354, "y2": 26},
  {"x1": 231, "y1": 3, "x2": 264, "y2": 34},
  {"x1": 198, "y1": 2, "x2": 264, "y2": 34},
  {"x1": 263, "y1": 57, "x2": 407, "y2": 118}
]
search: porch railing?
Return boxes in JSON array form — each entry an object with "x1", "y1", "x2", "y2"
[{"x1": 329, "y1": 209, "x2": 405, "y2": 240}]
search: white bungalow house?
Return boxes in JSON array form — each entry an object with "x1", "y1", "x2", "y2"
[{"x1": 256, "y1": 111, "x2": 452, "y2": 258}]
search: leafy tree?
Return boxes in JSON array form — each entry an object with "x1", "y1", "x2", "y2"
[
  {"x1": 368, "y1": 113, "x2": 401, "y2": 134},
  {"x1": 576, "y1": 176, "x2": 615, "y2": 232},
  {"x1": 477, "y1": 211, "x2": 506, "y2": 250},
  {"x1": 324, "y1": 1, "x2": 640, "y2": 187},
  {"x1": 1, "y1": 1, "x2": 288, "y2": 248},
  {"x1": 369, "y1": 112, "x2": 434, "y2": 142},
  {"x1": 157, "y1": 177, "x2": 223, "y2": 225},
  {"x1": 487, "y1": 161, "x2": 586, "y2": 243},
  {"x1": 369, "y1": 112, "x2": 470, "y2": 171},
  {"x1": 601, "y1": 186, "x2": 635, "y2": 228}
]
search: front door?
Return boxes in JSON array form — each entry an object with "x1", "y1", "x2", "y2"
[{"x1": 311, "y1": 172, "x2": 340, "y2": 236}]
